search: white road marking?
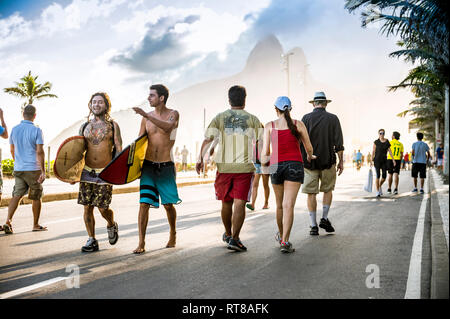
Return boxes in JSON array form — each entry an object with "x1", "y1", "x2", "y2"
[
  {"x1": 246, "y1": 214, "x2": 265, "y2": 221},
  {"x1": 404, "y1": 182, "x2": 429, "y2": 299},
  {"x1": 0, "y1": 277, "x2": 68, "y2": 299}
]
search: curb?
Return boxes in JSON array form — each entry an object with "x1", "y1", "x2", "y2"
[
  {"x1": 429, "y1": 172, "x2": 449, "y2": 299},
  {"x1": 0, "y1": 179, "x2": 214, "y2": 208}
]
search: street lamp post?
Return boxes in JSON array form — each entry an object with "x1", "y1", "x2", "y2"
[
  {"x1": 281, "y1": 52, "x2": 294, "y2": 97},
  {"x1": 303, "y1": 63, "x2": 310, "y2": 111}
]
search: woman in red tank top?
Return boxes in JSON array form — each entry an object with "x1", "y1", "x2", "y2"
[{"x1": 261, "y1": 96, "x2": 315, "y2": 253}]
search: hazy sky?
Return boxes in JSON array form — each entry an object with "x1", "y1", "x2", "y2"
[{"x1": 0, "y1": 0, "x2": 418, "y2": 159}]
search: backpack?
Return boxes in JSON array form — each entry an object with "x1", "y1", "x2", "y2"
[{"x1": 80, "y1": 120, "x2": 117, "y2": 158}]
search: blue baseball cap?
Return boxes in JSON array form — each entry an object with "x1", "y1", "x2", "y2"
[{"x1": 274, "y1": 96, "x2": 292, "y2": 111}]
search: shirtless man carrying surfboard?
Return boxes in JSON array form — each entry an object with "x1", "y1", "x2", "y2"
[
  {"x1": 132, "y1": 84, "x2": 181, "y2": 254},
  {"x1": 78, "y1": 92, "x2": 123, "y2": 252}
]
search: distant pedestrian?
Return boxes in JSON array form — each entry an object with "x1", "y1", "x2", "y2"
[
  {"x1": 404, "y1": 152, "x2": 410, "y2": 170},
  {"x1": 366, "y1": 152, "x2": 372, "y2": 166},
  {"x1": 0, "y1": 108, "x2": 8, "y2": 232},
  {"x1": 387, "y1": 131, "x2": 403, "y2": 195},
  {"x1": 196, "y1": 85, "x2": 263, "y2": 252},
  {"x1": 174, "y1": 147, "x2": 182, "y2": 171},
  {"x1": 261, "y1": 96, "x2": 315, "y2": 253},
  {"x1": 181, "y1": 145, "x2": 189, "y2": 172},
  {"x1": 247, "y1": 123, "x2": 270, "y2": 211},
  {"x1": 436, "y1": 143, "x2": 444, "y2": 170},
  {"x1": 371, "y1": 129, "x2": 395, "y2": 198},
  {"x1": 352, "y1": 150, "x2": 357, "y2": 168},
  {"x1": 3, "y1": 105, "x2": 46, "y2": 234},
  {"x1": 355, "y1": 150, "x2": 363, "y2": 169},
  {"x1": 300, "y1": 92, "x2": 344, "y2": 236},
  {"x1": 411, "y1": 132, "x2": 431, "y2": 194}
]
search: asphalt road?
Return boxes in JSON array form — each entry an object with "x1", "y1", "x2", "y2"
[{"x1": 0, "y1": 167, "x2": 431, "y2": 299}]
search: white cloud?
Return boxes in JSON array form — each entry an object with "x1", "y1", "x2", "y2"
[
  {"x1": 40, "y1": 0, "x2": 126, "y2": 35},
  {"x1": 0, "y1": 13, "x2": 32, "y2": 49},
  {"x1": 0, "y1": 0, "x2": 126, "y2": 47},
  {"x1": 110, "y1": 4, "x2": 250, "y2": 76}
]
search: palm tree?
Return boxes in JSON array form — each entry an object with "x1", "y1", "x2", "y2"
[
  {"x1": 3, "y1": 71, "x2": 58, "y2": 106},
  {"x1": 345, "y1": 0, "x2": 449, "y2": 176}
]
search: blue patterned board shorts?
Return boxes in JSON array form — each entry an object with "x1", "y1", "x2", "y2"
[{"x1": 140, "y1": 160, "x2": 181, "y2": 208}]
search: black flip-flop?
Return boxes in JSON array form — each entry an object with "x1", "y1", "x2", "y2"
[
  {"x1": 32, "y1": 225, "x2": 48, "y2": 232},
  {"x1": 3, "y1": 224, "x2": 13, "y2": 234},
  {"x1": 133, "y1": 249, "x2": 146, "y2": 255}
]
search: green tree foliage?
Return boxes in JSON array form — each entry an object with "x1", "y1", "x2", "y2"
[
  {"x1": 3, "y1": 71, "x2": 58, "y2": 106},
  {"x1": 345, "y1": 0, "x2": 449, "y2": 140}
]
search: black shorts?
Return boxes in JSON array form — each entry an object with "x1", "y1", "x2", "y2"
[
  {"x1": 374, "y1": 160, "x2": 387, "y2": 179},
  {"x1": 270, "y1": 161, "x2": 304, "y2": 185},
  {"x1": 387, "y1": 160, "x2": 401, "y2": 174},
  {"x1": 412, "y1": 163, "x2": 427, "y2": 179}
]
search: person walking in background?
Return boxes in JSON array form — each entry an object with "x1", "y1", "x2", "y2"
[
  {"x1": 411, "y1": 132, "x2": 431, "y2": 194},
  {"x1": 181, "y1": 145, "x2": 189, "y2": 172},
  {"x1": 174, "y1": 147, "x2": 182, "y2": 172},
  {"x1": 366, "y1": 152, "x2": 372, "y2": 167},
  {"x1": 387, "y1": 131, "x2": 403, "y2": 195},
  {"x1": 261, "y1": 96, "x2": 315, "y2": 253},
  {"x1": 436, "y1": 143, "x2": 444, "y2": 170},
  {"x1": 405, "y1": 152, "x2": 411, "y2": 170},
  {"x1": 352, "y1": 150, "x2": 357, "y2": 168},
  {"x1": 371, "y1": 129, "x2": 395, "y2": 198},
  {"x1": 355, "y1": 150, "x2": 363, "y2": 170},
  {"x1": 196, "y1": 85, "x2": 263, "y2": 252},
  {"x1": 3, "y1": 105, "x2": 46, "y2": 234},
  {"x1": 402, "y1": 152, "x2": 408, "y2": 170},
  {"x1": 300, "y1": 92, "x2": 344, "y2": 236},
  {"x1": 247, "y1": 123, "x2": 270, "y2": 211},
  {"x1": 0, "y1": 108, "x2": 8, "y2": 232}
]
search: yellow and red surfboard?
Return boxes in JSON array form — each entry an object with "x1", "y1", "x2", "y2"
[{"x1": 99, "y1": 134, "x2": 148, "y2": 185}]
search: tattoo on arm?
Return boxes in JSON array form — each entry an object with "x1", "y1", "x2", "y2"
[{"x1": 114, "y1": 122, "x2": 123, "y2": 152}]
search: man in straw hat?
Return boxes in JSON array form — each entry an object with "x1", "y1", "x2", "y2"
[{"x1": 300, "y1": 92, "x2": 344, "y2": 236}]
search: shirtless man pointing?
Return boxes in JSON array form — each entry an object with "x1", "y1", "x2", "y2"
[{"x1": 132, "y1": 84, "x2": 181, "y2": 254}]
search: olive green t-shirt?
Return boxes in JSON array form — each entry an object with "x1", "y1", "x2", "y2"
[{"x1": 205, "y1": 109, "x2": 263, "y2": 173}]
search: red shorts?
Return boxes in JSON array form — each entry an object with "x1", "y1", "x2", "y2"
[{"x1": 214, "y1": 172, "x2": 254, "y2": 202}]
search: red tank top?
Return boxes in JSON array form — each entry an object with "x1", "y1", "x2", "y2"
[{"x1": 270, "y1": 121, "x2": 303, "y2": 165}]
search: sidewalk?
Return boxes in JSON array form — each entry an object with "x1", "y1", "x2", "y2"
[
  {"x1": 429, "y1": 169, "x2": 449, "y2": 299},
  {"x1": 0, "y1": 170, "x2": 215, "y2": 207}
]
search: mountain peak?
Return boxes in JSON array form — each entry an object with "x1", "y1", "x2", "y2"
[{"x1": 244, "y1": 34, "x2": 284, "y2": 73}]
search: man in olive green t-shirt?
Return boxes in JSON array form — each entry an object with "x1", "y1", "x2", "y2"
[{"x1": 196, "y1": 85, "x2": 263, "y2": 252}]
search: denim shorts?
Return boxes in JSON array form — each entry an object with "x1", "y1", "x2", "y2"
[{"x1": 270, "y1": 161, "x2": 304, "y2": 185}]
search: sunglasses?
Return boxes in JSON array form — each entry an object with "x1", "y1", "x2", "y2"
[{"x1": 379, "y1": 132, "x2": 385, "y2": 135}]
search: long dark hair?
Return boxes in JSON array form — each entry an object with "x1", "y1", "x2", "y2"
[{"x1": 283, "y1": 108, "x2": 301, "y2": 141}]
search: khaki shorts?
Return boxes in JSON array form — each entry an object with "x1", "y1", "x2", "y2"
[
  {"x1": 12, "y1": 171, "x2": 43, "y2": 200},
  {"x1": 301, "y1": 165, "x2": 336, "y2": 194}
]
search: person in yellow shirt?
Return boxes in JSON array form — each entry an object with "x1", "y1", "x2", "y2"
[{"x1": 387, "y1": 131, "x2": 404, "y2": 194}]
